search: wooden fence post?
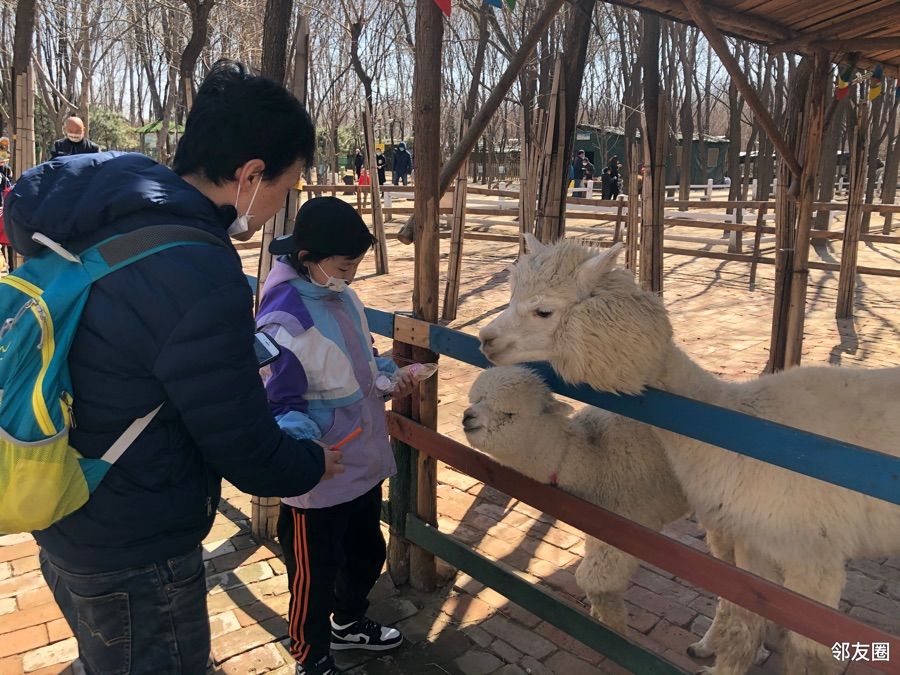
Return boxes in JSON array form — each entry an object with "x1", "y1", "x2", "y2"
[
  {"x1": 409, "y1": 0, "x2": 442, "y2": 592},
  {"x1": 363, "y1": 102, "x2": 389, "y2": 275},
  {"x1": 836, "y1": 102, "x2": 870, "y2": 318},
  {"x1": 443, "y1": 118, "x2": 470, "y2": 321}
]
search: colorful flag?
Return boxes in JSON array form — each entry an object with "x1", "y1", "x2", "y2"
[
  {"x1": 868, "y1": 64, "x2": 883, "y2": 101},
  {"x1": 505, "y1": 0, "x2": 515, "y2": 7},
  {"x1": 835, "y1": 67, "x2": 852, "y2": 101},
  {"x1": 895, "y1": 84, "x2": 900, "y2": 103},
  {"x1": 485, "y1": 0, "x2": 502, "y2": 7},
  {"x1": 434, "y1": 0, "x2": 451, "y2": 16}
]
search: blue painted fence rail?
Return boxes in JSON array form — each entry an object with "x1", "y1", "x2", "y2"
[{"x1": 365, "y1": 307, "x2": 900, "y2": 506}]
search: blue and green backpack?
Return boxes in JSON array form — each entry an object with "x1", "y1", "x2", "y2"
[{"x1": 0, "y1": 225, "x2": 224, "y2": 533}]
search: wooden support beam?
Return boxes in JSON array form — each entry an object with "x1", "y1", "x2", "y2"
[
  {"x1": 639, "y1": 15, "x2": 666, "y2": 294},
  {"x1": 409, "y1": 0, "x2": 442, "y2": 592},
  {"x1": 807, "y1": 38, "x2": 900, "y2": 53},
  {"x1": 620, "y1": 0, "x2": 794, "y2": 42},
  {"x1": 837, "y1": 102, "x2": 870, "y2": 318},
  {"x1": 442, "y1": 118, "x2": 470, "y2": 321},
  {"x1": 534, "y1": 59, "x2": 566, "y2": 243},
  {"x1": 363, "y1": 101, "x2": 389, "y2": 274},
  {"x1": 771, "y1": 3, "x2": 900, "y2": 53},
  {"x1": 783, "y1": 51, "x2": 830, "y2": 367},
  {"x1": 397, "y1": 0, "x2": 567, "y2": 244},
  {"x1": 387, "y1": 337, "x2": 413, "y2": 586},
  {"x1": 681, "y1": 0, "x2": 803, "y2": 181}
]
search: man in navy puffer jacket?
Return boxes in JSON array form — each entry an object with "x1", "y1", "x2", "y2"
[{"x1": 4, "y1": 60, "x2": 342, "y2": 675}]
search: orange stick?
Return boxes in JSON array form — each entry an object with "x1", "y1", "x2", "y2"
[{"x1": 330, "y1": 427, "x2": 362, "y2": 450}]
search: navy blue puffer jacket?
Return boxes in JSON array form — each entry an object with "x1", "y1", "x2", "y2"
[{"x1": 5, "y1": 153, "x2": 325, "y2": 571}]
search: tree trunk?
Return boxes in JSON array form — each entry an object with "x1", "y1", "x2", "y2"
[
  {"x1": 11, "y1": 0, "x2": 37, "y2": 178},
  {"x1": 881, "y1": 93, "x2": 899, "y2": 232},
  {"x1": 261, "y1": 0, "x2": 293, "y2": 85},
  {"x1": 815, "y1": 91, "x2": 846, "y2": 230},
  {"x1": 180, "y1": 0, "x2": 216, "y2": 114},
  {"x1": 861, "y1": 93, "x2": 885, "y2": 232},
  {"x1": 534, "y1": 0, "x2": 596, "y2": 243},
  {"x1": 836, "y1": 102, "x2": 870, "y2": 318}
]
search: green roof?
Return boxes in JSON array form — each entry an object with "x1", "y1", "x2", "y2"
[{"x1": 134, "y1": 120, "x2": 186, "y2": 134}]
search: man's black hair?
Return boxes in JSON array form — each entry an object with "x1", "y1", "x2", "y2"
[{"x1": 173, "y1": 59, "x2": 315, "y2": 184}]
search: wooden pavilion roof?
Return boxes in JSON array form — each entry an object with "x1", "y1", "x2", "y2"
[{"x1": 605, "y1": 0, "x2": 900, "y2": 75}]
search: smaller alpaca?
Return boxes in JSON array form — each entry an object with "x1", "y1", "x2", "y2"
[{"x1": 462, "y1": 365, "x2": 690, "y2": 634}]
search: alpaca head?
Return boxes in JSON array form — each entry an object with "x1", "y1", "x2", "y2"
[
  {"x1": 478, "y1": 235, "x2": 673, "y2": 394},
  {"x1": 463, "y1": 366, "x2": 572, "y2": 454}
]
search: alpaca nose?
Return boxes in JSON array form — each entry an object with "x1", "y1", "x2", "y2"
[
  {"x1": 479, "y1": 326, "x2": 497, "y2": 347},
  {"x1": 463, "y1": 409, "x2": 476, "y2": 426}
]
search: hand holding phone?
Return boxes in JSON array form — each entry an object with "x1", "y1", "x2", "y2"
[{"x1": 254, "y1": 330, "x2": 281, "y2": 367}]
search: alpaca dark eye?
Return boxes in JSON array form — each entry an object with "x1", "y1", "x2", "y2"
[
  {"x1": 502, "y1": 412, "x2": 515, "y2": 418},
  {"x1": 535, "y1": 309, "x2": 553, "y2": 318}
]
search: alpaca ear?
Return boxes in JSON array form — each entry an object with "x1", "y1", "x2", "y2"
[
  {"x1": 576, "y1": 242, "x2": 625, "y2": 290},
  {"x1": 546, "y1": 399, "x2": 574, "y2": 417},
  {"x1": 522, "y1": 233, "x2": 547, "y2": 254}
]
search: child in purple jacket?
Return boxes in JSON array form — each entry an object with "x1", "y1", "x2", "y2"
[{"x1": 257, "y1": 197, "x2": 415, "y2": 675}]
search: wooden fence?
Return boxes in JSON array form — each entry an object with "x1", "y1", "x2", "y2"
[{"x1": 368, "y1": 307, "x2": 900, "y2": 674}]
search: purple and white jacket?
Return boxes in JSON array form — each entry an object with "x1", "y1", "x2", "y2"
[{"x1": 256, "y1": 259, "x2": 397, "y2": 509}]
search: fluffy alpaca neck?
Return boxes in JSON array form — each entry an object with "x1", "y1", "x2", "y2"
[
  {"x1": 516, "y1": 419, "x2": 573, "y2": 482},
  {"x1": 651, "y1": 342, "x2": 731, "y2": 403}
]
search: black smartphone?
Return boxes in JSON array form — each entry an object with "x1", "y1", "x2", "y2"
[{"x1": 253, "y1": 330, "x2": 281, "y2": 367}]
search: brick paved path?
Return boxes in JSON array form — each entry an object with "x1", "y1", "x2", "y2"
[{"x1": 2, "y1": 211, "x2": 898, "y2": 674}]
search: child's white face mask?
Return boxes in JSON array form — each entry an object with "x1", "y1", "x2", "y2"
[{"x1": 312, "y1": 262, "x2": 348, "y2": 293}]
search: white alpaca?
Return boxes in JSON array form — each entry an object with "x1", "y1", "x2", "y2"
[
  {"x1": 462, "y1": 365, "x2": 690, "y2": 635},
  {"x1": 478, "y1": 235, "x2": 900, "y2": 675}
]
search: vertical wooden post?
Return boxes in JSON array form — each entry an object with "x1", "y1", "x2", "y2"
[
  {"x1": 613, "y1": 199, "x2": 625, "y2": 243},
  {"x1": 748, "y1": 203, "x2": 768, "y2": 291},
  {"x1": 443, "y1": 118, "x2": 470, "y2": 321},
  {"x1": 387, "y1": 337, "x2": 414, "y2": 585},
  {"x1": 409, "y1": 0, "x2": 442, "y2": 592},
  {"x1": 783, "y1": 51, "x2": 829, "y2": 368},
  {"x1": 518, "y1": 105, "x2": 539, "y2": 253},
  {"x1": 836, "y1": 102, "x2": 870, "y2": 318},
  {"x1": 626, "y1": 172, "x2": 640, "y2": 273},
  {"x1": 639, "y1": 15, "x2": 665, "y2": 295},
  {"x1": 363, "y1": 101, "x2": 389, "y2": 275},
  {"x1": 767, "y1": 57, "x2": 812, "y2": 373},
  {"x1": 251, "y1": 14, "x2": 310, "y2": 541},
  {"x1": 534, "y1": 60, "x2": 566, "y2": 243}
]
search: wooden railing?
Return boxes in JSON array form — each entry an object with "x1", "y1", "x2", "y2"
[{"x1": 369, "y1": 307, "x2": 900, "y2": 674}]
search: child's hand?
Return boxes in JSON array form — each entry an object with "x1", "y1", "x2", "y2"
[
  {"x1": 321, "y1": 448, "x2": 345, "y2": 480},
  {"x1": 390, "y1": 369, "x2": 418, "y2": 399}
]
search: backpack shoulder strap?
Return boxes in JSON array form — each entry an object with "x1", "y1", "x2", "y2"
[
  {"x1": 83, "y1": 224, "x2": 228, "y2": 282},
  {"x1": 81, "y1": 225, "x2": 227, "y2": 281}
]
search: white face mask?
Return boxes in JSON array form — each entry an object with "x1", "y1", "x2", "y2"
[
  {"x1": 66, "y1": 133, "x2": 84, "y2": 143},
  {"x1": 312, "y1": 262, "x2": 348, "y2": 293},
  {"x1": 226, "y1": 176, "x2": 263, "y2": 237}
]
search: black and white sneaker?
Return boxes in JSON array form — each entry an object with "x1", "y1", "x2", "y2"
[
  {"x1": 295, "y1": 655, "x2": 343, "y2": 675},
  {"x1": 330, "y1": 616, "x2": 403, "y2": 651}
]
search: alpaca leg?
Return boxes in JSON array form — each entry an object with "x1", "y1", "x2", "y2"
[
  {"x1": 700, "y1": 541, "x2": 776, "y2": 675},
  {"x1": 689, "y1": 529, "x2": 770, "y2": 666},
  {"x1": 689, "y1": 528, "x2": 735, "y2": 659},
  {"x1": 780, "y1": 560, "x2": 845, "y2": 675},
  {"x1": 576, "y1": 537, "x2": 636, "y2": 635}
]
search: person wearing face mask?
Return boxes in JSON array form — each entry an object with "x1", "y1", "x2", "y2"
[
  {"x1": 257, "y1": 196, "x2": 417, "y2": 675},
  {"x1": 50, "y1": 116, "x2": 101, "y2": 159},
  {"x1": 3, "y1": 60, "x2": 342, "y2": 674}
]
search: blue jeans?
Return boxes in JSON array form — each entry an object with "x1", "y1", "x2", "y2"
[{"x1": 39, "y1": 546, "x2": 210, "y2": 675}]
